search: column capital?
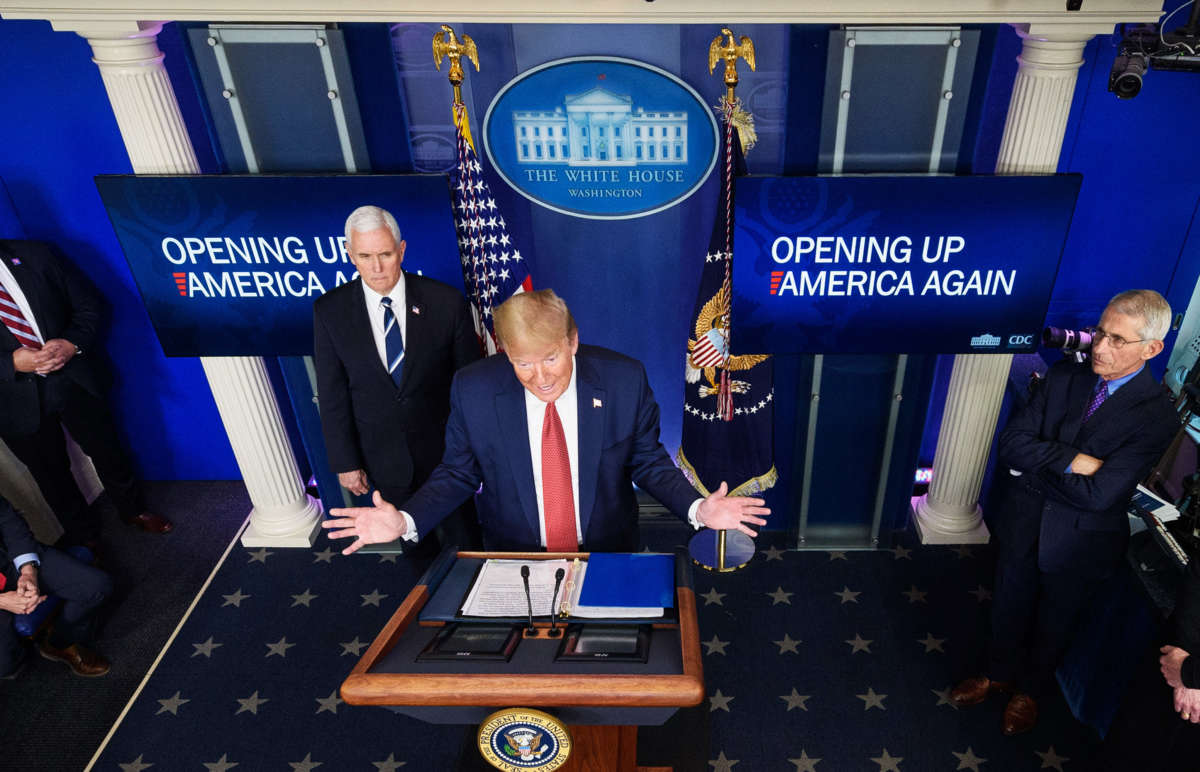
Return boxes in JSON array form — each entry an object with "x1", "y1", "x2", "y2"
[{"x1": 1011, "y1": 21, "x2": 1103, "y2": 44}]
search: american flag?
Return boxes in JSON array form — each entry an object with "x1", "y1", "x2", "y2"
[{"x1": 451, "y1": 103, "x2": 532, "y2": 354}]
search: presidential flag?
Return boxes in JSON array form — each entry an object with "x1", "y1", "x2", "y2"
[
  {"x1": 677, "y1": 99, "x2": 776, "y2": 497},
  {"x1": 451, "y1": 102, "x2": 532, "y2": 354}
]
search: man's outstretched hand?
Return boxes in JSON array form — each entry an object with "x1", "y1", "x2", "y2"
[
  {"x1": 322, "y1": 491, "x2": 407, "y2": 555},
  {"x1": 695, "y1": 481, "x2": 770, "y2": 537}
]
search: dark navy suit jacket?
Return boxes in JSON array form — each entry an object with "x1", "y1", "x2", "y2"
[
  {"x1": 991, "y1": 358, "x2": 1177, "y2": 577},
  {"x1": 402, "y1": 344, "x2": 699, "y2": 552},
  {"x1": 313, "y1": 273, "x2": 479, "y2": 497},
  {"x1": 0, "y1": 240, "x2": 105, "y2": 437}
]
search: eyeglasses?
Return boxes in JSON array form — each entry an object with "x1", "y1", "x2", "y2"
[{"x1": 1092, "y1": 327, "x2": 1148, "y2": 350}]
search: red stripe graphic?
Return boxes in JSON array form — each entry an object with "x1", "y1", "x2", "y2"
[{"x1": 770, "y1": 271, "x2": 784, "y2": 295}]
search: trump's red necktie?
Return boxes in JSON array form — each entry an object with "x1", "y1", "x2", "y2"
[
  {"x1": 0, "y1": 284, "x2": 41, "y2": 349},
  {"x1": 542, "y1": 401, "x2": 577, "y2": 551}
]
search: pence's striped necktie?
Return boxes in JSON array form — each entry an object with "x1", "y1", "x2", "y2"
[{"x1": 380, "y1": 297, "x2": 404, "y2": 387}]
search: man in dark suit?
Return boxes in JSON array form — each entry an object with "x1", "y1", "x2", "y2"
[
  {"x1": 322, "y1": 289, "x2": 769, "y2": 554},
  {"x1": 0, "y1": 240, "x2": 171, "y2": 545},
  {"x1": 951, "y1": 289, "x2": 1179, "y2": 735},
  {"x1": 313, "y1": 206, "x2": 481, "y2": 550},
  {"x1": 0, "y1": 494, "x2": 112, "y2": 678}
]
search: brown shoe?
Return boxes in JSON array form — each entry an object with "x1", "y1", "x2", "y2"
[
  {"x1": 949, "y1": 676, "x2": 1013, "y2": 707},
  {"x1": 1002, "y1": 692, "x2": 1038, "y2": 735},
  {"x1": 38, "y1": 640, "x2": 111, "y2": 677},
  {"x1": 127, "y1": 512, "x2": 173, "y2": 534}
]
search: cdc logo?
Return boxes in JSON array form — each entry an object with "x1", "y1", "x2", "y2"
[
  {"x1": 1008, "y1": 334, "x2": 1035, "y2": 347},
  {"x1": 482, "y1": 57, "x2": 719, "y2": 219}
]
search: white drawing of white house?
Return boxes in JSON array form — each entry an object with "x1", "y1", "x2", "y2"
[{"x1": 511, "y1": 87, "x2": 687, "y2": 166}]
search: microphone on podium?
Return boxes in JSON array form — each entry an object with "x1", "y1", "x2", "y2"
[
  {"x1": 520, "y1": 565, "x2": 535, "y2": 634},
  {"x1": 548, "y1": 567, "x2": 566, "y2": 638}
]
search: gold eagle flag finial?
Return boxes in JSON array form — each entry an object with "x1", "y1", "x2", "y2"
[
  {"x1": 708, "y1": 27, "x2": 755, "y2": 105},
  {"x1": 433, "y1": 24, "x2": 479, "y2": 106}
]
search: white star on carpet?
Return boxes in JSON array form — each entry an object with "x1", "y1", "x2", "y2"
[
  {"x1": 932, "y1": 687, "x2": 959, "y2": 709},
  {"x1": 1035, "y1": 746, "x2": 1069, "y2": 771},
  {"x1": 709, "y1": 689, "x2": 733, "y2": 712},
  {"x1": 703, "y1": 635, "x2": 729, "y2": 655},
  {"x1": 156, "y1": 691, "x2": 190, "y2": 715},
  {"x1": 761, "y1": 545, "x2": 785, "y2": 561},
  {"x1": 315, "y1": 690, "x2": 342, "y2": 715},
  {"x1": 221, "y1": 589, "x2": 250, "y2": 608},
  {"x1": 192, "y1": 637, "x2": 222, "y2": 657},
  {"x1": 235, "y1": 691, "x2": 268, "y2": 715},
  {"x1": 870, "y1": 749, "x2": 903, "y2": 771},
  {"x1": 289, "y1": 753, "x2": 322, "y2": 771},
  {"x1": 968, "y1": 585, "x2": 993, "y2": 602},
  {"x1": 266, "y1": 636, "x2": 296, "y2": 658},
  {"x1": 835, "y1": 586, "x2": 861, "y2": 604},
  {"x1": 291, "y1": 589, "x2": 318, "y2": 607},
  {"x1": 709, "y1": 750, "x2": 739, "y2": 771},
  {"x1": 701, "y1": 587, "x2": 726, "y2": 606},
  {"x1": 857, "y1": 687, "x2": 888, "y2": 710},
  {"x1": 247, "y1": 548, "x2": 273, "y2": 564},
  {"x1": 951, "y1": 545, "x2": 974, "y2": 559},
  {"x1": 952, "y1": 747, "x2": 987, "y2": 771},
  {"x1": 340, "y1": 637, "x2": 369, "y2": 656},
  {"x1": 918, "y1": 633, "x2": 946, "y2": 653},
  {"x1": 789, "y1": 750, "x2": 820, "y2": 771},
  {"x1": 902, "y1": 585, "x2": 928, "y2": 604},
  {"x1": 846, "y1": 633, "x2": 873, "y2": 654},
  {"x1": 203, "y1": 754, "x2": 238, "y2": 772},
  {"x1": 372, "y1": 753, "x2": 406, "y2": 771},
  {"x1": 780, "y1": 688, "x2": 810, "y2": 711},
  {"x1": 120, "y1": 755, "x2": 153, "y2": 772},
  {"x1": 890, "y1": 544, "x2": 912, "y2": 560},
  {"x1": 828, "y1": 551, "x2": 847, "y2": 561},
  {"x1": 361, "y1": 589, "x2": 387, "y2": 607},
  {"x1": 773, "y1": 633, "x2": 801, "y2": 654},
  {"x1": 768, "y1": 586, "x2": 794, "y2": 605},
  {"x1": 311, "y1": 547, "x2": 335, "y2": 564}
]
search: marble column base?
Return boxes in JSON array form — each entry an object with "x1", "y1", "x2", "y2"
[{"x1": 910, "y1": 494, "x2": 991, "y2": 545}]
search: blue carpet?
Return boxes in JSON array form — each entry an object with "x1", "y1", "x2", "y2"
[{"x1": 92, "y1": 526, "x2": 1107, "y2": 771}]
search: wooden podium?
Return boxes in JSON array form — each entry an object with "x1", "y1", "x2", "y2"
[{"x1": 341, "y1": 548, "x2": 705, "y2": 772}]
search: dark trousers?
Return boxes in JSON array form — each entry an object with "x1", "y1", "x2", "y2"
[
  {"x1": 0, "y1": 546, "x2": 113, "y2": 675},
  {"x1": 1096, "y1": 649, "x2": 1200, "y2": 771},
  {"x1": 988, "y1": 544, "x2": 1096, "y2": 696},
  {"x1": 4, "y1": 378, "x2": 143, "y2": 543}
]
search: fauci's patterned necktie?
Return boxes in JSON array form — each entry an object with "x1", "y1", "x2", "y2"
[
  {"x1": 541, "y1": 401, "x2": 577, "y2": 551},
  {"x1": 0, "y1": 284, "x2": 41, "y2": 349},
  {"x1": 1083, "y1": 379, "x2": 1107, "y2": 422},
  {"x1": 380, "y1": 297, "x2": 404, "y2": 388}
]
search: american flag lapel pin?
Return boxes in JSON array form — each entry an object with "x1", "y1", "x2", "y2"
[
  {"x1": 593, "y1": 398, "x2": 602, "y2": 408},
  {"x1": 412, "y1": 305, "x2": 420, "y2": 315},
  {"x1": 10, "y1": 258, "x2": 19, "y2": 266}
]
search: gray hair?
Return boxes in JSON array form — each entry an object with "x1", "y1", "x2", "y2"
[
  {"x1": 1107, "y1": 289, "x2": 1171, "y2": 341},
  {"x1": 344, "y1": 205, "x2": 401, "y2": 245},
  {"x1": 494, "y1": 289, "x2": 578, "y2": 350}
]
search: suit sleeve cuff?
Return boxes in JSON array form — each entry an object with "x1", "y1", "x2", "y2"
[
  {"x1": 1183, "y1": 655, "x2": 1200, "y2": 690},
  {"x1": 14, "y1": 553, "x2": 39, "y2": 572},
  {"x1": 400, "y1": 511, "x2": 419, "y2": 543},
  {"x1": 687, "y1": 499, "x2": 703, "y2": 530}
]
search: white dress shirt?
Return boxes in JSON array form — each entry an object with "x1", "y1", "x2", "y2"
[
  {"x1": 360, "y1": 274, "x2": 406, "y2": 371},
  {"x1": 0, "y1": 260, "x2": 45, "y2": 344}
]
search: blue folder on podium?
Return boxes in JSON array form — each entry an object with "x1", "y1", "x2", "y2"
[{"x1": 578, "y1": 553, "x2": 675, "y2": 609}]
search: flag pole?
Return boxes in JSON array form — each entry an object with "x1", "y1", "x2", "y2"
[{"x1": 689, "y1": 28, "x2": 758, "y2": 573}]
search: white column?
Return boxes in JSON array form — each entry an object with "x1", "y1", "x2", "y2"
[
  {"x1": 78, "y1": 22, "x2": 322, "y2": 547},
  {"x1": 913, "y1": 27, "x2": 1091, "y2": 544}
]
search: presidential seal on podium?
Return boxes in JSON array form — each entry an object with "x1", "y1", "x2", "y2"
[{"x1": 477, "y1": 707, "x2": 572, "y2": 770}]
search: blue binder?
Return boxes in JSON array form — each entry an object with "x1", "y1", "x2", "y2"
[{"x1": 578, "y1": 553, "x2": 676, "y2": 609}]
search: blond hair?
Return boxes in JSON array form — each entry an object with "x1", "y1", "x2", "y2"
[{"x1": 494, "y1": 290, "x2": 577, "y2": 349}]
